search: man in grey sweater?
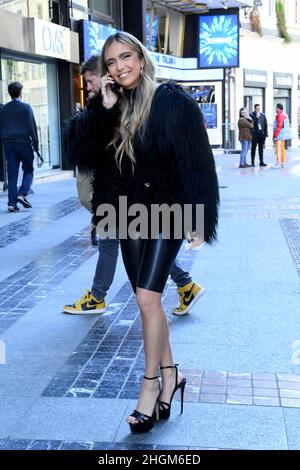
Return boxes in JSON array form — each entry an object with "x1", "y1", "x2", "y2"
[{"x1": 0, "y1": 82, "x2": 39, "y2": 211}]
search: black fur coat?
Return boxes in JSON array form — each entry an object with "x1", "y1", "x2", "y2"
[{"x1": 65, "y1": 82, "x2": 219, "y2": 243}]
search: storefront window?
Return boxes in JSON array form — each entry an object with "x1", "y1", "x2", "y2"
[
  {"x1": 146, "y1": 3, "x2": 167, "y2": 54},
  {"x1": 29, "y1": 0, "x2": 50, "y2": 20},
  {"x1": 244, "y1": 87, "x2": 264, "y2": 113},
  {"x1": 1, "y1": 57, "x2": 60, "y2": 170},
  {"x1": 71, "y1": 0, "x2": 89, "y2": 20},
  {"x1": 186, "y1": 85, "x2": 217, "y2": 129},
  {"x1": 0, "y1": 0, "x2": 29, "y2": 17},
  {"x1": 74, "y1": 0, "x2": 89, "y2": 7},
  {"x1": 0, "y1": 0, "x2": 50, "y2": 21},
  {"x1": 273, "y1": 88, "x2": 291, "y2": 118},
  {"x1": 274, "y1": 88, "x2": 292, "y2": 146},
  {"x1": 180, "y1": 82, "x2": 222, "y2": 146},
  {"x1": 92, "y1": 0, "x2": 112, "y2": 16},
  {"x1": 146, "y1": 2, "x2": 184, "y2": 56}
]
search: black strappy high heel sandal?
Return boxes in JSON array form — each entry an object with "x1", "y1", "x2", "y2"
[
  {"x1": 128, "y1": 375, "x2": 160, "y2": 434},
  {"x1": 159, "y1": 364, "x2": 186, "y2": 420}
]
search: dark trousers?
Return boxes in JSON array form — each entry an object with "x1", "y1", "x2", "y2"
[
  {"x1": 251, "y1": 134, "x2": 266, "y2": 164},
  {"x1": 4, "y1": 142, "x2": 34, "y2": 206}
]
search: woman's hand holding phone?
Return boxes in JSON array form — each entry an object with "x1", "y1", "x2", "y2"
[{"x1": 101, "y1": 73, "x2": 120, "y2": 109}]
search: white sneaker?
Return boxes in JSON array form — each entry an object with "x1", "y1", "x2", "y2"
[
  {"x1": 271, "y1": 162, "x2": 281, "y2": 169},
  {"x1": 8, "y1": 204, "x2": 20, "y2": 212},
  {"x1": 17, "y1": 195, "x2": 32, "y2": 208}
]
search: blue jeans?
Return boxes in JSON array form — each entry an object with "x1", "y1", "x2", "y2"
[
  {"x1": 240, "y1": 140, "x2": 251, "y2": 165},
  {"x1": 4, "y1": 142, "x2": 34, "y2": 206},
  {"x1": 170, "y1": 260, "x2": 192, "y2": 287},
  {"x1": 92, "y1": 237, "x2": 120, "y2": 299}
]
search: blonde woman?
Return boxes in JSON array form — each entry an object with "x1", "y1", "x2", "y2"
[{"x1": 68, "y1": 32, "x2": 219, "y2": 433}]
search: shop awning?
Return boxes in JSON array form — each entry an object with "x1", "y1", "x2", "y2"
[{"x1": 149, "y1": 0, "x2": 254, "y2": 13}]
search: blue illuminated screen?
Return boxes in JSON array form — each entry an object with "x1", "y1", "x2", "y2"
[
  {"x1": 198, "y1": 13, "x2": 239, "y2": 68},
  {"x1": 146, "y1": 13, "x2": 158, "y2": 51},
  {"x1": 83, "y1": 20, "x2": 118, "y2": 61}
]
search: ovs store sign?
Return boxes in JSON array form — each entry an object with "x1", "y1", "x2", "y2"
[{"x1": 34, "y1": 19, "x2": 71, "y2": 60}]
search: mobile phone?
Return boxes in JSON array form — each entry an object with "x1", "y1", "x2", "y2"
[{"x1": 110, "y1": 81, "x2": 121, "y2": 94}]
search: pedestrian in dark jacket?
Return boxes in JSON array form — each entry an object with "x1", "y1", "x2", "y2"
[
  {"x1": 0, "y1": 82, "x2": 39, "y2": 211},
  {"x1": 238, "y1": 108, "x2": 253, "y2": 168},
  {"x1": 250, "y1": 104, "x2": 268, "y2": 167},
  {"x1": 66, "y1": 32, "x2": 219, "y2": 434}
]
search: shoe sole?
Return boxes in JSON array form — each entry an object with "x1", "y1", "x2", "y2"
[
  {"x1": 172, "y1": 288, "x2": 205, "y2": 316},
  {"x1": 62, "y1": 307, "x2": 106, "y2": 315},
  {"x1": 17, "y1": 197, "x2": 32, "y2": 208}
]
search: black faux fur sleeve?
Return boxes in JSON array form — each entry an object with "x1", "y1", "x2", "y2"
[
  {"x1": 149, "y1": 82, "x2": 219, "y2": 243},
  {"x1": 63, "y1": 94, "x2": 120, "y2": 174}
]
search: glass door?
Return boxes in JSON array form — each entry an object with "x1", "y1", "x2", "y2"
[{"x1": 1, "y1": 57, "x2": 60, "y2": 171}]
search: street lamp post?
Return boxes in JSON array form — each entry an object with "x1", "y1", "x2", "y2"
[{"x1": 224, "y1": 67, "x2": 231, "y2": 152}]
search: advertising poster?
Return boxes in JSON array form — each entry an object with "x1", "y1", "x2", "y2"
[
  {"x1": 198, "y1": 12, "x2": 239, "y2": 68},
  {"x1": 200, "y1": 103, "x2": 218, "y2": 129}
]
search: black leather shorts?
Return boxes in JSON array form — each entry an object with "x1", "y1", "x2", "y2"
[{"x1": 120, "y1": 236, "x2": 182, "y2": 293}]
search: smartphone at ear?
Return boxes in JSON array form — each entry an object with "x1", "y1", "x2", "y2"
[{"x1": 110, "y1": 81, "x2": 121, "y2": 94}]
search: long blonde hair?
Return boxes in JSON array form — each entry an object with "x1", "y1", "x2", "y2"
[{"x1": 100, "y1": 32, "x2": 156, "y2": 172}]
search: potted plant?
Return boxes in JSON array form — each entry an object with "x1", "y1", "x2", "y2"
[{"x1": 276, "y1": 0, "x2": 291, "y2": 43}]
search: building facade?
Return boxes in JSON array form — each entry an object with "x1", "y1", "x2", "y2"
[
  {"x1": 2, "y1": 0, "x2": 298, "y2": 186},
  {"x1": 233, "y1": 0, "x2": 300, "y2": 149},
  {"x1": 73, "y1": 1, "x2": 251, "y2": 149},
  {"x1": 145, "y1": 0, "x2": 300, "y2": 150},
  {"x1": 0, "y1": 1, "x2": 79, "y2": 177}
]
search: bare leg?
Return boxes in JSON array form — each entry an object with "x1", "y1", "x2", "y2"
[
  {"x1": 120, "y1": 236, "x2": 184, "y2": 426},
  {"x1": 159, "y1": 308, "x2": 184, "y2": 407},
  {"x1": 127, "y1": 288, "x2": 184, "y2": 424},
  {"x1": 127, "y1": 288, "x2": 164, "y2": 424}
]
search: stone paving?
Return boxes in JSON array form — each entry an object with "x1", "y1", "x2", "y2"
[
  {"x1": 0, "y1": 197, "x2": 80, "y2": 248},
  {"x1": 280, "y1": 218, "x2": 300, "y2": 276},
  {"x1": 0, "y1": 148, "x2": 300, "y2": 450},
  {"x1": 0, "y1": 438, "x2": 210, "y2": 450},
  {"x1": 0, "y1": 226, "x2": 95, "y2": 333}
]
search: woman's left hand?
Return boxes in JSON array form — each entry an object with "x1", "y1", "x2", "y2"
[{"x1": 186, "y1": 231, "x2": 204, "y2": 250}]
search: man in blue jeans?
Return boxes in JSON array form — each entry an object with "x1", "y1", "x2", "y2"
[{"x1": 0, "y1": 82, "x2": 39, "y2": 212}]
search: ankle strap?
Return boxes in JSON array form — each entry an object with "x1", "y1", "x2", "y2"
[
  {"x1": 160, "y1": 364, "x2": 179, "y2": 386},
  {"x1": 144, "y1": 375, "x2": 158, "y2": 380},
  {"x1": 160, "y1": 363, "x2": 178, "y2": 370}
]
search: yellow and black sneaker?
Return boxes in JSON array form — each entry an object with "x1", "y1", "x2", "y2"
[
  {"x1": 173, "y1": 282, "x2": 205, "y2": 316},
  {"x1": 63, "y1": 290, "x2": 106, "y2": 315}
]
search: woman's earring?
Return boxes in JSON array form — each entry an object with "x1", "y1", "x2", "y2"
[{"x1": 140, "y1": 67, "x2": 144, "y2": 76}]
